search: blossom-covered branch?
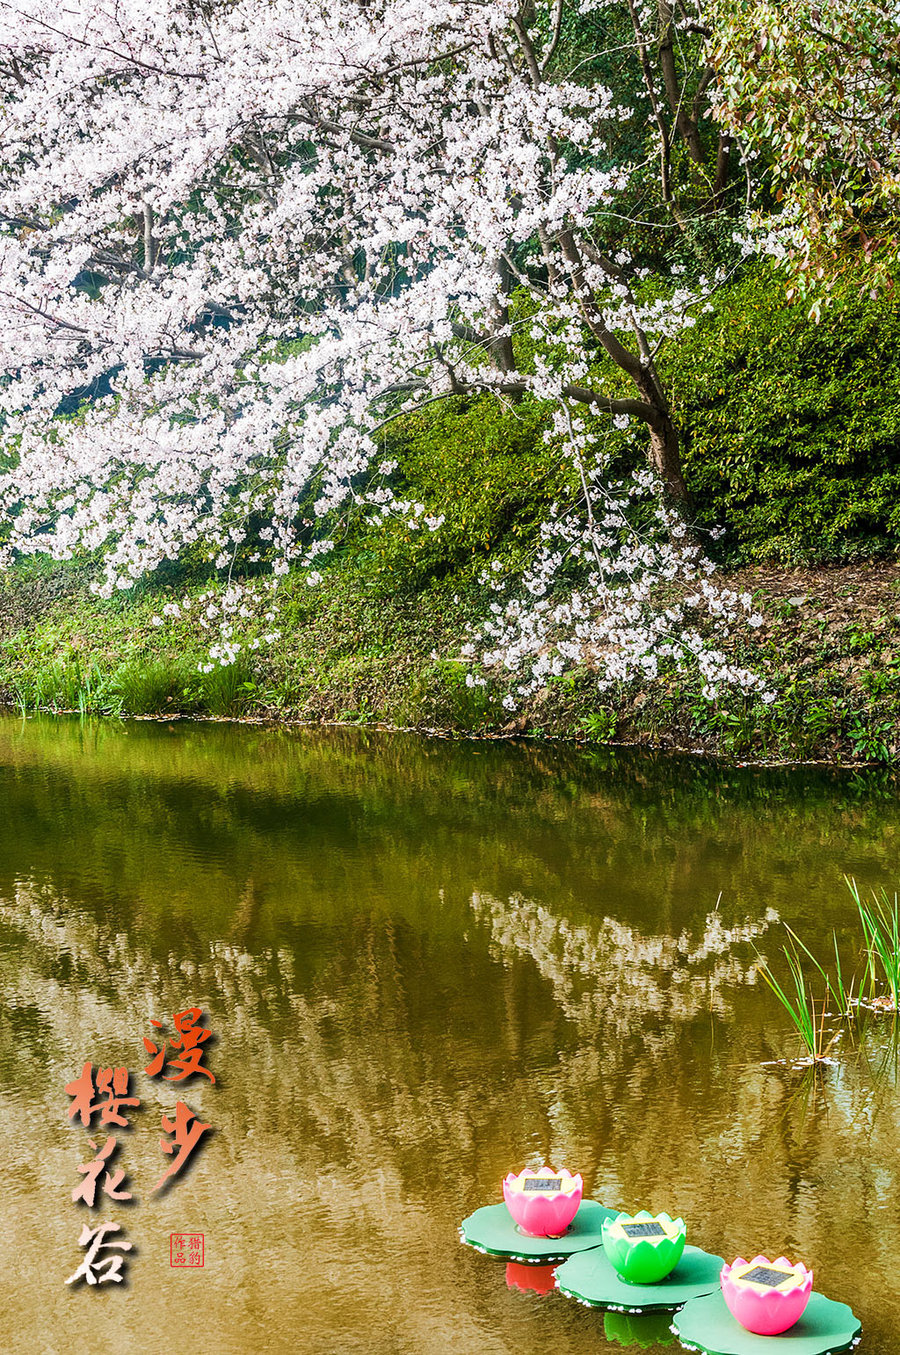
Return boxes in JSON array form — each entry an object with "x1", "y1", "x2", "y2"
[{"x1": 0, "y1": 0, "x2": 768, "y2": 700}]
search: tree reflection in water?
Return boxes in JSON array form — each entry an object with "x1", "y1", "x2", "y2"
[{"x1": 0, "y1": 717, "x2": 899, "y2": 1351}]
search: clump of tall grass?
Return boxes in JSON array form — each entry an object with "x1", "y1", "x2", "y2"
[
  {"x1": 847, "y1": 878, "x2": 900, "y2": 1012},
  {"x1": 758, "y1": 939, "x2": 840, "y2": 1063},
  {"x1": 759, "y1": 877, "x2": 900, "y2": 1065},
  {"x1": 12, "y1": 651, "x2": 259, "y2": 719},
  {"x1": 109, "y1": 659, "x2": 195, "y2": 715},
  {"x1": 13, "y1": 658, "x2": 114, "y2": 714},
  {"x1": 198, "y1": 658, "x2": 257, "y2": 716}
]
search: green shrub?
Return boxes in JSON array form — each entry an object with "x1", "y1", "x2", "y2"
[
  {"x1": 666, "y1": 263, "x2": 900, "y2": 564},
  {"x1": 344, "y1": 395, "x2": 569, "y2": 592}
]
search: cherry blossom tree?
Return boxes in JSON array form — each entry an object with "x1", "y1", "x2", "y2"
[{"x1": 0, "y1": 0, "x2": 767, "y2": 700}]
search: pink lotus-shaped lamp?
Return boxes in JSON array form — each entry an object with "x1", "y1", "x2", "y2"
[
  {"x1": 721, "y1": 1255, "x2": 813, "y2": 1335},
  {"x1": 502, "y1": 1167, "x2": 583, "y2": 1237}
]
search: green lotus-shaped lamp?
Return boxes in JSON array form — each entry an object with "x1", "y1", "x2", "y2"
[{"x1": 601, "y1": 1210, "x2": 686, "y2": 1284}]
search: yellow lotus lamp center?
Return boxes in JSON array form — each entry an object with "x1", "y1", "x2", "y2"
[
  {"x1": 506, "y1": 1169, "x2": 580, "y2": 1199},
  {"x1": 607, "y1": 1216, "x2": 682, "y2": 1245}
]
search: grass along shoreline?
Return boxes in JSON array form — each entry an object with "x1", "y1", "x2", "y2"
[{"x1": 3, "y1": 555, "x2": 900, "y2": 764}]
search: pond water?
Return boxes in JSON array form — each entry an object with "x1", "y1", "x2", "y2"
[{"x1": 1, "y1": 713, "x2": 898, "y2": 1354}]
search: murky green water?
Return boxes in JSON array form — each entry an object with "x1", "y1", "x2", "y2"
[{"x1": 1, "y1": 714, "x2": 898, "y2": 1353}]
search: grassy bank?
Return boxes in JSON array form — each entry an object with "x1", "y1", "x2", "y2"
[
  {"x1": 3, "y1": 553, "x2": 900, "y2": 764},
  {"x1": 3, "y1": 263, "x2": 900, "y2": 761}
]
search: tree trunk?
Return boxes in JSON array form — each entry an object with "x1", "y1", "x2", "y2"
[
  {"x1": 657, "y1": 0, "x2": 706, "y2": 170},
  {"x1": 713, "y1": 132, "x2": 732, "y2": 207},
  {"x1": 634, "y1": 370, "x2": 692, "y2": 510},
  {"x1": 648, "y1": 409, "x2": 692, "y2": 510},
  {"x1": 486, "y1": 256, "x2": 516, "y2": 373}
]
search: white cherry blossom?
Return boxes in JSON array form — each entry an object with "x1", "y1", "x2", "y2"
[{"x1": 0, "y1": 0, "x2": 767, "y2": 701}]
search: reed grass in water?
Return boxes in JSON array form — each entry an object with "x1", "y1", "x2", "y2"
[
  {"x1": 783, "y1": 923, "x2": 857, "y2": 1016},
  {"x1": 847, "y1": 878, "x2": 900, "y2": 1011},
  {"x1": 758, "y1": 940, "x2": 838, "y2": 1063},
  {"x1": 759, "y1": 878, "x2": 900, "y2": 1065}
]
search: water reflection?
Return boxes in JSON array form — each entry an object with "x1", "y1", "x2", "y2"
[
  {"x1": 603, "y1": 1310, "x2": 676, "y2": 1349},
  {"x1": 471, "y1": 890, "x2": 779, "y2": 1028},
  {"x1": 505, "y1": 1262, "x2": 557, "y2": 1296},
  {"x1": 1, "y1": 716, "x2": 899, "y2": 1352}
]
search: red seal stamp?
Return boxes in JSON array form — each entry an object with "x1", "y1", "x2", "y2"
[{"x1": 170, "y1": 1233, "x2": 204, "y2": 1267}]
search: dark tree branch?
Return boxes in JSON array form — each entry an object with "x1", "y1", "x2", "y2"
[
  {"x1": 658, "y1": 0, "x2": 706, "y2": 168},
  {"x1": 713, "y1": 132, "x2": 732, "y2": 205},
  {"x1": 510, "y1": 14, "x2": 542, "y2": 86},
  {"x1": 625, "y1": 0, "x2": 679, "y2": 224},
  {"x1": 540, "y1": 0, "x2": 564, "y2": 74},
  {"x1": 295, "y1": 100, "x2": 395, "y2": 154},
  {"x1": 376, "y1": 372, "x2": 663, "y2": 429}
]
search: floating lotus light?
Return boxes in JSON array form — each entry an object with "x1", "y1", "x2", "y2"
[
  {"x1": 720, "y1": 1255, "x2": 813, "y2": 1335},
  {"x1": 601, "y1": 1210, "x2": 687, "y2": 1284},
  {"x1": 502, "y1": 1167, "x2": 583, "y2": 1237}
]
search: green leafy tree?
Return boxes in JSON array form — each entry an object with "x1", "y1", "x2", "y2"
[{"x1": 709, "y1": 0, "x2": 900, "y2": 301}]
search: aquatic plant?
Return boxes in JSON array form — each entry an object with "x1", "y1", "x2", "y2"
[
  {"x1": 848, "y1": 878, "x2": 900, "y2": 1012},
  {"x1": 757, "y1": 940, "x2": 838, "y2": 1063},
  {"x1": 759, "y1": 878, "x2": 900, "y2": 1065},
  {"x1": 782, "y1": 923, "x2": 857, "y2": 1018}
]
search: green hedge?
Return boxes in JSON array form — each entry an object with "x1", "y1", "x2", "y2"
[
  {"x1": 666, "y1": 263, "x2": 900, "y2": 564},
  {"x1": 352, "y1": 266, "x2": 900, "y2": 584}
]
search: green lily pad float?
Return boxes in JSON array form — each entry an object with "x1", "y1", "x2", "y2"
[
  {"x1": 672, "y1": 1290, "x2": 861, "y2": 1355},
  {"x1": 459, "y1": 1199, "x2": 616, "y2": 1262},
  {"x1": 556, "y1": 1243, "x2": 724, "y2": 1312},
  {"x1": 604, "y1": 1308, "x2": 677, "y2": 1347}
]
